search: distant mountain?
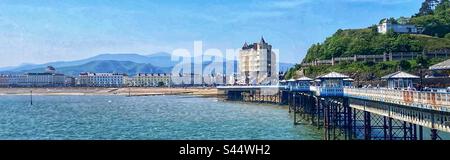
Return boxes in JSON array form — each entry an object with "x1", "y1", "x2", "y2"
[
  {"x1": 279, "y1": 63, "x2": 295, "y2": 72},
  {"x1": 0, "y1": 52, "x2": 295, "y2": 76},
  {"x1": 0, "y1": 63, "x2": 39, "y2": 72},
  {"x1": 0, "y1": 52, "x2": 178, "y2": 72},
  {"x1": 19, "y1": 60, "x2": 172, "y2": 76},
  {"x1": 145, "y1": 52, "x2": 179, "y2": 67}
]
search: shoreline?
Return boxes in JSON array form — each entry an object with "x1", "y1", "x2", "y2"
[{"x1": 0, "y1": 87, "x2": 221, "y2": 97}]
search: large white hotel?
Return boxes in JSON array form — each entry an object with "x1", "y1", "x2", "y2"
[
  {"x1": 0, "y1": 66, "x2": 66, "y2": 87},
  {"x1": 238, "y1": 37, "x2": 278, "y2": 85},
  {"x1": 78, "y1": 72, "x2": 128, "y2": 87}
]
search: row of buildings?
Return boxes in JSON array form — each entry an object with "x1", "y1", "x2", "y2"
[
  {"x1": 1, "y1": 37, "x2": 279, "y2": 87},
  {"x1": 0, "y1": 67, "x2": 240, "y2": 87},
  {"x1": 0, "y1": 66, "x2": 68, "y2": 87},
  {"x1": 0, "y1": 66, "x2": 173, "y2": 88}
]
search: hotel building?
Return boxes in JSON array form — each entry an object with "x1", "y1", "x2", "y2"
[
  {"x1": 127, "y1": 73, "x2": 171, "y2": 87},
  {"x1": 238, "y1": 37, "x2": 278, "y2": 85},
  {"x1": 0, "y1": 75, "x2": 26, "y2": 87},
  {"x1": 78, "y1": 72, "x2": 127, "y2": 87},
  {"x1": 0, "y1": 66, "x2": 65, "y2": 87}
]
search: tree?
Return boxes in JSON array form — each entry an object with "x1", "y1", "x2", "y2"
[
  {"x1": 446, "y1": 33, "x2": 450, "y2": 39},
  {"x1": 399, "y1": 60, "x2": 412, "y2": 70},
  {"x1": 416, "y1": 55, "x2": 429, "y2": 68},
  {"x1": 418, "y1": 0, "x2": 439, "y2": 16},
  {"x1": 157, "y1": 81, "x2": 165, "y2": 87},
  {"x1": 397, "y1": 17, "x2": 410, "y2": 24},
  {"x1": 388, "y1": 17, "x2": 398, "y2": 24}
]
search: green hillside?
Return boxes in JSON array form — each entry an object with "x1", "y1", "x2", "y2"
[
  {"x1": 290, "y1": 0, "x2": 450, "y2": 80},
  {"x1": 285, "y1": 56, "x2": 445, "y2": 81},
  {"x1": 411, "y1": 0, "x2": 450, "y2": 38},
  {"x1": 303, "y1": 28, "x2": 450, "y2": 63}
]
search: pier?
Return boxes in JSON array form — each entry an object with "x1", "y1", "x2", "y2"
[{"x1": 218, "y1": 72, "x2": 450, "y2": 140}]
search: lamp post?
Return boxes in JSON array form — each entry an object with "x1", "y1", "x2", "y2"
[{"x1": 418, "y1": 63, "x2": 424, "y2": 91}]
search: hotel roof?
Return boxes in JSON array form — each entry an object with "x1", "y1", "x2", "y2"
[
  {"x1": 381, "y1": 71, "x2": 419, "y2": 79},
  {"x1": 317, "y1": 72, "x2": 349, "y2": 79},
  {"x1": 430, "y1": 59, "x2": 450, "y2": 70}
]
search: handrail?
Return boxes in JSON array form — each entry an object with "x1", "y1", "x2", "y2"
[{"x1": 344, "y1": 88, "x2": 450, "y2": 110}]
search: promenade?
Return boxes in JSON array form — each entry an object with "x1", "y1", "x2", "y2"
[{"x1": 0, "y1": 87, "x2": 219, "y2": 96}]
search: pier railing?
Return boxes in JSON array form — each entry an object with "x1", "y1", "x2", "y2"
[{"x1": 344, "y1": 88, "x2": 450, "y2": 112}]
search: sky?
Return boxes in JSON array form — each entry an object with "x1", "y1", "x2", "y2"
[{"x1": 0, "y1": 0, "x2": 424, "y2": 68}]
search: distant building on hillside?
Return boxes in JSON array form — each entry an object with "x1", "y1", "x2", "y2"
[
  {"x1": 238, "y1": 37, "x2": 278, "y2": 85},
  {"x1": 78, "y1": 72, "x2": 127, "y2": 87},
  {"x1": 65, "y1": 76, "x2": 76, "y2": 87},
  {"x1": 377, "y1": 19, "x2": 423, "y2": 34}
]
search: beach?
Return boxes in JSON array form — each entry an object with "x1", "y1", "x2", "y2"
[{"x1": 0, "y1": 87, "x2": 220, "y2": 97}]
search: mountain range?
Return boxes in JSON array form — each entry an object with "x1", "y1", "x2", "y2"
[{"x1": 0, "y1": 52, "x2": 294, "y2": 76}]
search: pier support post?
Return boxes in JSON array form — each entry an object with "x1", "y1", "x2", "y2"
[
  {"x1": 293, "y1": 94, "x2": 297, "y2": 125},
  {"x1": 353, "y1": 108, "x2": 357, "y2": 138},
  {"x1": 388, "y1": 117, "x2": 393, "y2": 140},
  {"x1": 419, "y1": 126, "x2": 423, "y2": 140},
  {"x1": 431, "y1": 129, "x2": 438, "y2": 140},
  {"x1": 344, "y1": 98, "x2": 352, "y2": 140},
  {"x1": 403, "y1": 121, "x2": 407, "y2": 140},
  {"x1": 317, "y1": 98, "x2": 322, "y2": 129},
  {"x1": 364, "y1": 111, "x2": 372, "y2": 140},
  {"x1": 383, "y1": 116, "x2": 388, "y2": 140}
]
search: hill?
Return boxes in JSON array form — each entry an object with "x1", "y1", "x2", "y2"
[
  {"x1": 303, "y1": 0, "x2": 450, "y2": 63},
  {"x1": 291, "y1": 0, "x2": 450, "y2": 80},
  {"x1": 19, "y1": 60, "x2": 172, "y2": 76},
  {"x1": 0, "y1": 52, "x2": 178, "y2": 72},
  {"x1": 1, "y1": 51, "x2": 295, "y2": 77},
  {"x1": 411, "y1": 0, "x2": 450, "y2": 38},
  {"x1": 303, "y1": 28, "x2": 450, "y2": 63}
]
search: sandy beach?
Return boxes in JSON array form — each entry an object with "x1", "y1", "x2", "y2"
[{"x1": 0, "y1": 87, "x2": 221, "y2": 97}]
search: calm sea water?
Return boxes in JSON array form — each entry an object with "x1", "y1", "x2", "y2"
[{"x1": 0, "y1": 95, "x2": 322, "y2": 140}]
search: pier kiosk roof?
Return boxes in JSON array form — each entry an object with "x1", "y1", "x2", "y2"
[
  {"x1": 317, "y1": 72, "x2": 349, "y2": 79},
  {"x1": 289, "y1": 77, "x2": 313, "y2": 92},
  {"x1": 382, "y1": 71, "x2": 419, "y2": 89},
  {"x1": 296, "y1": 76, "x2": 313, "y2": 81},
  {"x1": 430, "y1": 59, "x2": 450, "y2": 70},
  {"x1": 381, "y1": 71, "x2": 419, "y2": 79},
  {"x1": 344, "y1": 78, "x2": 354, "y2": 81}
]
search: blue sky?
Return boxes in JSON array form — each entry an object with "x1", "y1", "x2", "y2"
[{"x1": 0, "y1": 0, "x2": 423, "y2": 67}]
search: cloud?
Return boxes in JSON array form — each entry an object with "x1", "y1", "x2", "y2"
[
  {"x1": 271, "y1": 0, "x2": 312, "y2": 9},
  {"x1": 340, "y1": 0, "x2": 415, "y2": 5}
]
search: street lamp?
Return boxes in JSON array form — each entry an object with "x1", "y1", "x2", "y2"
[{"x1": 418, "y1": 63, "x2": 424, "y2": 91}]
